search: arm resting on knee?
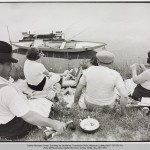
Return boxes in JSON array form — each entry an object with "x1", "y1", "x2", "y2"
[{"x1": 117, "y1": 86, "x2": 128, "y2": 107}]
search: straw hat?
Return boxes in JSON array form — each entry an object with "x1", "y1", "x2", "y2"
[
  {"x1": 96, "y1": 50, "x2": 115, "y2": 64},
  {"x1": 0, "y1": 41, "x2": 18, "y2": 63}
]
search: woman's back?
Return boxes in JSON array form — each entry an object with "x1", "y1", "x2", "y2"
[
  {"x1": 141, "y1": 69, "x2": 150, "y2": 90},
  {"x1": 24, "y1": 59, "x2": 46, "y2": 85}
]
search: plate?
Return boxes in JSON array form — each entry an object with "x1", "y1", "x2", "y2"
[{"x1": 80, "y1": 118, "x2": 99, "y2": 131}]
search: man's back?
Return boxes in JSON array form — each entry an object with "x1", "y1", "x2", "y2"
[{"x1": 79, "y1": 66, "x2": 125, "y2": 106}]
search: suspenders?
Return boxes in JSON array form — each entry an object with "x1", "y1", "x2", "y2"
[{"x1": 0, "y1": 84, "x2": 8, "y2": 89}]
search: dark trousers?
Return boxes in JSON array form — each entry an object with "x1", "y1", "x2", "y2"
[
  {"x1": 0, "y1": 117, "x2": 36, "y2": 140},
  {"x1": 27, "y1": 77, "x2": 46, "y2": 91},
  {"x1": 132, "y1": 84, "x2": 150, "y2": 101}
]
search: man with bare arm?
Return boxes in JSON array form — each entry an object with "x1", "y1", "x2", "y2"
[
  {"x1": 73, "y1": 51, "x2": 128, "y2": 111},
  {"x1": 0, "y1": 41, "x2": 66, "y2": 139}
]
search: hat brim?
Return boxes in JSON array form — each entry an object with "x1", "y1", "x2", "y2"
[
  {"x1": 9, "y1": 57, "x2": 18, "y2": 63},
  {"x1": 99, "y1": 60, "x2": 114, "y2": 64},
  {"x1": 0, "y1": 57, "x2": 18, "y2": 63}
]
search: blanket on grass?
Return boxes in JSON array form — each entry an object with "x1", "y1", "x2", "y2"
[{"x1": 12, "y1": 78, "x2": 137, "y2": 110}]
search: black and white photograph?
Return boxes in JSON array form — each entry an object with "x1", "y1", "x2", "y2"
[{"x1": 1, "y1": 1, "x2": 150, "y2": 147}]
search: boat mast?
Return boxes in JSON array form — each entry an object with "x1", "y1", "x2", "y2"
[{"x1": 7, "y1": 26, "x2": 12, "y2": 45}]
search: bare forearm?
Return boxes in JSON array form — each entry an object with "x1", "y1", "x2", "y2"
[
  {"x1": 140, "y1": 65, "x2": 147, "y2": 72},
  {"x1": 74, "y1": 90, "x2": 82, "y2": 104},
  {"x1": 142, "y1": 67, "x2": 146, "y2": 71},
  {"x1": 118, "y1": 87, "x2": 128, "y2": 107},
  {"x1": 74, "y1": 84, "x2": 85, "y2": 104},
  {"x1": 43, "y1": 70, "x2": 50, "y2": 76},
  {"x1": 132, "y1": 69, "x2": 138, "y2": 81},
  {"x1": 120, "y1": 97, "x2": 128, "y2": 108},
  {"x1": 120, "y1": 88, "x2": 128, "y2": 98},
  {"x1": 22, "y1": 111, "x2": 56, "y2": 129}
]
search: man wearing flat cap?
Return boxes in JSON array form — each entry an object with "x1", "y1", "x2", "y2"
[
  {"x1": 73, "y1": 50, "x2": 128, "y2": 111},
  {"x1": 0, "y1": 41, "x2": 66, "y2": 139}
]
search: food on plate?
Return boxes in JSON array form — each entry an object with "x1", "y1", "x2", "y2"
[{"x1": 81, "y1": 119, "x2": 99, "y2": 131}]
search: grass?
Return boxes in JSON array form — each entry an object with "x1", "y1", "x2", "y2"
[
  {"x1": 12, "y1": 106, "x2": 150, "y2": 141},
  {"x1": 2, "y1": 57, "x2": 150, "y2": 141},
  {"x1": 48, "y1": 104, "x2": 150, "y2": 141}
]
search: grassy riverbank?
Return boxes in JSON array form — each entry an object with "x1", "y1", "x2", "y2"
[
  {"x1": 2, "y1": 60, "x2": 150, "y2": 141},
  {"x1": 18, "y1": 105, "x2": 150, "y2": 141}
]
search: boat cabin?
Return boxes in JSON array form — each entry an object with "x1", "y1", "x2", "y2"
[{"x1": 19, "y1": 31, "x2": 65, "y2": 42}]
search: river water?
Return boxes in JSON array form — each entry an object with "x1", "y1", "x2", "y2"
[
  {"x1": 13, "y1": 48, "x2": 99, "y2": 73},
  {"x1": 13, "y1": 45, "x2": 148, "y2": 73}
]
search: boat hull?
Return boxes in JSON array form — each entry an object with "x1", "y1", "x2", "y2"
[{"x1": 12, "y1": 41, "x2": 106, "y2": 53}]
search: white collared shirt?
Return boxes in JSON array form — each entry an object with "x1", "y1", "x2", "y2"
[{"x1": 0, "y1": 77, "x2": 30, "y2": 124}]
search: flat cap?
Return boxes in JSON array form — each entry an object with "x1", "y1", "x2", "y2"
[{"x1": 96, "y1": 50, "x2": 115, "y2": 64}]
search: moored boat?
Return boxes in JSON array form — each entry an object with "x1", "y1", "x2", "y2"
[{"x1": 12, "y1": 31, "x2": 106, "y2": 53}]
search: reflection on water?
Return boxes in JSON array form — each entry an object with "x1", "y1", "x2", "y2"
[{"x1": 13, "y1": 48, "x2": 98, "y2": 73}]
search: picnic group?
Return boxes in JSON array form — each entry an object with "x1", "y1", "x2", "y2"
[{"x1": 0, "y1": 40, "x2": 150, "y2": 140}]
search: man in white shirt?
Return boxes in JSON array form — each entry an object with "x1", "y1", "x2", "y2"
[
  {"x1": 0, "y1": 41, "x2": 66, "y2": 139},
  {"x1": 24, "y1": 48, "x2": 61, "y2": 91},
  {"x1": 73, "y1": 50, "x2": 128, "y2": 111}
]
